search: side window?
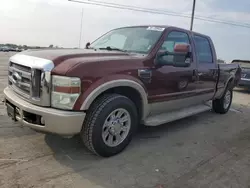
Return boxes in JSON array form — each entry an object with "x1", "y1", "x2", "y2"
[
  {"x1": 194, "y1": 35, "x2": 213, "y2": 63},
  {"x1": 160, "y1": 31, "x2": 190, "y2": 62}
]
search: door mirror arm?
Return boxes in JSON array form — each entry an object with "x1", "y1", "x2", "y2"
[{"x1": 154, "y1": 51, "x2": 173, "y2": 67}]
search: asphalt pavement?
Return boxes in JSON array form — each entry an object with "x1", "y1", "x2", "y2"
[{"x1": 1, "y1": 52, "x2": 250, "y2": 188}]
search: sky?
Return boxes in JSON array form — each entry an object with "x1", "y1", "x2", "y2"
[{"x1": 0, "y1": 0, "x2": 250, "y2": 62}]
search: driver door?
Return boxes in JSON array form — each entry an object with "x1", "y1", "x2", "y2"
[{"x1": 147, "y1": 30, "x2": 199, "y2": 115}]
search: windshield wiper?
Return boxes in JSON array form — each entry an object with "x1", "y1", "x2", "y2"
[
  {"x1": 98, "y1": 46, "x2": 127, "y2": 52},
  {"x1": 85, "y1": 46, "x2": 96, "y2": 50}
]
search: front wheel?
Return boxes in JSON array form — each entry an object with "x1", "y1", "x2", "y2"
[
  {"x1": 81, "y1": 94, "x2": 138, "y2": 157},
  {"x1": 212, "y1": 88, "x2": 233, "y2": 114}
]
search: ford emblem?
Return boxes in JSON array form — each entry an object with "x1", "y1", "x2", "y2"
[{"x1": 12, "y1": 71, "x2": 22, "y2": 83}]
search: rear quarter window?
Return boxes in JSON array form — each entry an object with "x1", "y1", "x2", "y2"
[{"x1": 194, "y1": 35, "x2": 213, "y2": 63}]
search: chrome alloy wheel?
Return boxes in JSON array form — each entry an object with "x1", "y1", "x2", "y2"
[
  {"x1": 102, "y1": 108, "x2": 131, "y2": 147},
  {"x1": 224, "y1": 90, "x2": 231, "y2": 109},
  {"x1": 179, "y1": 80, "x2": 188, "y2": 89}
]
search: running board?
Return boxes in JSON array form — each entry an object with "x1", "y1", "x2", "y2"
[{"x1": 144, "y1": 104, "x2": 211, "y2": 126}]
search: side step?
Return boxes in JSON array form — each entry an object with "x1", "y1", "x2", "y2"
[{"x1": 144, "y1": 104, "x2": 211, "y2": 126}]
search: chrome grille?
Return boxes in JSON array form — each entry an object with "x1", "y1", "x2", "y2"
[
  {"x1": 9, "y1": 62, "x2": 33, "y2": 96},
  {"x1": 8, "y1": 54, "x2": 54, "y2": 106}
]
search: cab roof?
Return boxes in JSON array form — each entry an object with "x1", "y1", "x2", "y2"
[{"x1": 116, "y1": 25, "x2": 210, "y2": 38}]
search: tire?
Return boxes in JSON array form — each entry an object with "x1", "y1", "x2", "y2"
[
  {"x1": 178, "y1": 79, "x2": 188, "y2": 90},
  {"x1": 81, "y1": 94, "x2": 138, "y2": 157},
  {"x1": 212, "y1": 87, "x2": 233, "y2": 114}
]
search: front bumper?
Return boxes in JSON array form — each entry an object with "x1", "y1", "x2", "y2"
[
  {"x1": 238, "y1": 78, "x2": 250, "y2": 87},
  {"x1": 3, "y1": 87, "x2": 86, "y2": 136}
]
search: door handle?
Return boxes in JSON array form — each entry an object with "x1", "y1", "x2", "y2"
[{"x1": 192, "y1": 70, "x2": 198, "y2": 81}]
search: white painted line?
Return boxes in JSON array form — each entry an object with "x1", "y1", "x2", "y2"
[
  {"x1": 0, "y1": 159, "x2": 28, "y2": 162},
  {"x1": 230, "y1": 108, "x2": 242, "y2": 113},
  {"x1": 65, "y1": 155, "x2": 73, "y2": 161}
]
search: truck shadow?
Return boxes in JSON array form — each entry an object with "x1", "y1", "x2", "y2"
[
  {"x1": 45, "y1": 111, "x2": 210, "y2": 157},
  {"x1": 44, "y1": 110, "x2": 215, "y2": 187}
]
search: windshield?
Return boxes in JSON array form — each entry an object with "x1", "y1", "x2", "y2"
[{"x1": 89, "y1": 26, "x2": 165, "y2": 54}]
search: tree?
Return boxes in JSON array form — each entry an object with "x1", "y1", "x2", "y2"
[
  {"x1": 217, "y1": 59, "x2": 226, "y2": 64},
  {"x1": 49, "y1": 44, "x2": 54, "y2": 48}
]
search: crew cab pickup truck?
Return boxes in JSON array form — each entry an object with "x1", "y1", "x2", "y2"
[{"x1": 3, "y1": 25, "x2": 241, "y2": 157}]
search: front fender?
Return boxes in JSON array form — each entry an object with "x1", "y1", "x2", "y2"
[{"x1": 74, "y1": 75, "x2": 149, "y2": 120}]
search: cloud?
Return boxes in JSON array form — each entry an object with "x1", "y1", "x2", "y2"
[{"x1": 0, "y1": 0, "x2": 250, "y2": 61}]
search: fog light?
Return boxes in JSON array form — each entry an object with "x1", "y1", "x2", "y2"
[{"x1": 40, "y1": 116, "x2": 45, "y2": 125}]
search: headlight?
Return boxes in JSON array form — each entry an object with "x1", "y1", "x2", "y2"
[{"x1": 51, "y1": 75, "x2": 81, "y2": 110}]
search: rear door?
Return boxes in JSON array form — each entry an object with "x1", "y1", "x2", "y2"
[{"x1": 193, "y1": 35, "x2": 218, "y2": 101}]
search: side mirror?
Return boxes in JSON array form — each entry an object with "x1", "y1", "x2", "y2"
[
  {"x1": 155, "y1": 43, "x2": 191, "y2": 67},
  {"x1": 85, "y1": 42, "x2": 90, "y2": 49},
  {"x1": 172, "y1": 43, "x2": 191, "y2": 67},
  {"x1": 174, "y1": 43, "x2": 190, "y2": 53}
]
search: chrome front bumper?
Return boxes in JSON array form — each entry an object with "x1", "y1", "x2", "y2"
[{"x1": 3, "y1": 87, "x2": 86, "y2": 136}]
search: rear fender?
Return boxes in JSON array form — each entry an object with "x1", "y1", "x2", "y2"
[{"x1": 215, "y1": 76, "x2": 234, "y2": 99}]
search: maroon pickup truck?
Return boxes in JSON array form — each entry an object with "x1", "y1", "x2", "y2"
[{"x1": 4, "y1": 25, "x2": 241, "y2": 157}]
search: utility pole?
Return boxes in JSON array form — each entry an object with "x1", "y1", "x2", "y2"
[
  {"x1": 79, "y1": 8, "x2": 84, "y2": 48},
  {"x1": 190, "y1": 0, "x2": 196, "y2": 31}
]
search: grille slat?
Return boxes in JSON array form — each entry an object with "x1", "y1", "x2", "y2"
[
  {"x1": 8, "y1": 76, "x2": 30, "y2": 88},
  {"x1": 9, "y1": 66, "x2": 31, "y2": 79},
  {"x1": 10, "y1": 84, "x2": 30, "y2": 98},
  {"x1": 10, "y1": 62, "x2": 31, "y2": 72}
]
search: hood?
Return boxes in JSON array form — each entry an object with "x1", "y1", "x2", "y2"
[
  {"x1": 19, "y1": 49, "x2": 145, "y2": 76},
  {"x1": 20, "y1": 49, "x2": 142, "y2": 66}
]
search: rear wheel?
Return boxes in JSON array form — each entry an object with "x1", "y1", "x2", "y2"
[
  {"x1": 81, "y1": 94, "x2": 138, "y2": 157},
  {"x1": 212, "y1": 88, "x2": 233, "y2": 114},
  {"x1": 178, "y1": 79, "x2": 188, "y2": 90}
]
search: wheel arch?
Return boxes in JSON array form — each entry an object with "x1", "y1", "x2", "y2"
[
  {"x1": 226, "y1": 76, "x2": 235, "y2": 90},
  {"x1": 216, "y1": 76, "x2": 235, "y2": 99},
  {"x1": 80, "y1": 79, "x2": 149, "y2": 121}
]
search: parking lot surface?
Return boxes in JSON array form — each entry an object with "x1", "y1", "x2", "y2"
[{"x1": 1, "y1": 52, "x2": 250, "y2": 188}]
